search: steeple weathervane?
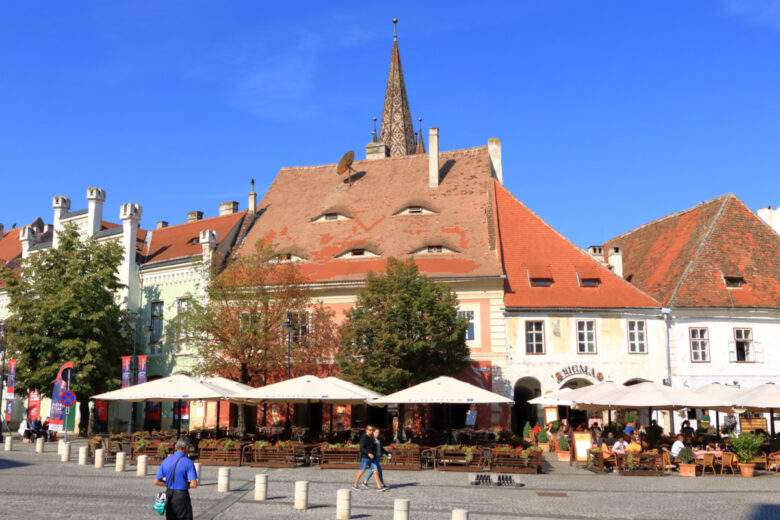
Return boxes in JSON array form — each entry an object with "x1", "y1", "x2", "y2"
[{"x1": 379, "y1": 18, "x2": 416, "y2": 157}]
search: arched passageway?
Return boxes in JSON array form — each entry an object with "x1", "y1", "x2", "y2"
[{"x1": 511, "y1": 377, "x2": 541, "y2": 433}]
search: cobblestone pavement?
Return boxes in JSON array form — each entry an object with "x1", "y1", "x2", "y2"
[{"x1": 2, "y1": 440, "x2": 780, "y2": 520}]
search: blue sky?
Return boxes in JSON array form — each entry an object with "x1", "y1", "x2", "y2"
[{"x1": 1, "y1": 1, "x2": 778, "y2": 245}]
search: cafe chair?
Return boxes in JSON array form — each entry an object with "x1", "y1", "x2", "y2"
[
  {"x1": 696, "y1": 452, "x2": 717, "y2": 476},
  {"x1": 720, "y1": 452, "x2": 739, "y2": 475}
]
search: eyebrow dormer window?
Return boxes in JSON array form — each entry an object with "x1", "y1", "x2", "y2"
[
  {"x1": 396, "y1": 205, "x2": 435, "y2": 216},
  {"x1": 273, "y1": 253, "x2": 304, "y2": 263},
  {"x1": 412, "y1": 245, "x2": 455, "y2": 255},
  {"x1": 724, "y1": 275, "x2": 745, "y2": 288},
  {"x1": 530, "y1": 278, "x2": 554, "y2": 287},
  {"x1": 313, "y1": 212, "x2": 350, "y2": 222},
  {"x1": 580, "y1": 278, "x2": 601, "y2": 288},
  {"x1": 336, "y1": 248, "x2": 378, "y2": 259}
]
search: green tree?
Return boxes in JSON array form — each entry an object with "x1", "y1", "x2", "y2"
[
  {"x1": 0, "y1": 225, "x2": 134, "y2": 432},
  {"x1": 336, "y1": 258, "x2": 470, "y2": 394}
]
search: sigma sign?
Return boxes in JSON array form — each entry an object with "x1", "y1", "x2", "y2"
[{"x1": 555, "y1": 365, "x2": 604, "y2": 384}]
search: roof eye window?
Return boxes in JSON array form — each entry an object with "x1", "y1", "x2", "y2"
[
  {"x1": 724, "y1": 275, "x2": 745, "y2": 288},
  {"x1": 273, "y1": 253, "x2": 303, "y2": 263},
  {"x1": 580, "y1": 278, "x2": 601, "y2": 288},
  {"x1": 412, "y1": 245, "x2": 455, "y2": 255},
  {"x1": 530, "y1": 278, "x2": 554, "y2": 287},
  {"x1": 313, "y1": 212, "x2": 350, "y2": 223},
  {"x1": 396, "y1": 205, "x2": 435, "y2": 216},
  {"x1": 336, "y1": 248, "x2": 378, "y2": 259}
]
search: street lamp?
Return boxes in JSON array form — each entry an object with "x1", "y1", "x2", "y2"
[
  {"x1": 282, "y1": 312, "x2": 293, "y2": 434},
  {"x1": 0, "y1": 323, "x2": 6, "y2": 442}
]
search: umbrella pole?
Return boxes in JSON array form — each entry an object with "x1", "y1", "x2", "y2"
[
  {"x1": 715, "y1": 411, "x2": 720, "y2": 435},
  {"x1": 215, "y1": 400, "x2": 221, "y2": 436},
  {"x1": 329, "y1": 404, "x2": 334, "y2": 437},
  {"x1": 177, "y1": 399, "x2": 183, "y2": 438},
  {"x1": 771, "y1": 409, "x2": 776, "y2": 439}
]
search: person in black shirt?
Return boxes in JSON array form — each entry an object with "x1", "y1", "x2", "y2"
[{"x1": 352, "y1": 425, "x2": 376, "y2": 489}]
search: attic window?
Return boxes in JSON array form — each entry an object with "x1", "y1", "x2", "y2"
[
  {"x1": 273, "y1": 253, "x2": 303, "y2": 263},
  {"x1": 530, "y1": 278, "x2": 554, "y2": 287},
  {"x1": 724, "y1": 275, "x2": 746, "y2": 288},
  {"x1": 395, "y1": 205, "x2": 435, "y2": 216},
  {"x1": 580, "y1": 278, "x2": 601, "y2": 288},
  {"x1": 336, "y1": 248, "x2": 378, "y2": 259},
  {"x1": 188, "y1": 237, "x2": 199, "y2": 245},
  {"x1": 313, "y1": 212, "x2": 350, "y2": 222},
  {"x1": 412, "y1": 245, "x2": 455, "y2": 255}
]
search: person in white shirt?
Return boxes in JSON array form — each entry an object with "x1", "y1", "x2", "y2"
[
  {"x1": 670, "y1": 434, "x2": 686, "y2": 459},
  {"x1": 612, "y1": 436, "x2": 629, "y2": 454}
]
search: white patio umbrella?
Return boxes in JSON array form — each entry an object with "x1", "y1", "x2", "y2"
[
  {"x1": 92, "y1": 373, "x2": 234, "y2": 402},
  {"x1": 568, "y1": 382, "x2": 629, "y2": 410},
  {"x1": 734, "y1": 383, "x2": 780, "y2": 437},
  {"x1": 371, "y1": 376, "x2": 513, "y2": 405},
  {"x1": 324, "y1": 377, "x2": 383, "y2": 400},
  {"x1": 572, "y1": 381, "x2": 698, "y2": 410},
  {"x1": 234, "y1": 375, "x2": 373, "y2": 404},
  {"x1": 202, "y1": 376, "x2": 254, "y2": 396},
  {"x1": 688, "y1": 383, "x2": 741, "y2": 411},
  {"x1": 528, "y1": 387, "x2": 576, "y2": 407}
]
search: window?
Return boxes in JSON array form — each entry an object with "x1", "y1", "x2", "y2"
[
  {"x1": 734, "y1": 328, "x2": 752, "y2": 362},
  {"x1": 627, "y1": 320, "x2": 647, "y2": 353},
  {"x1": 576, "y1": 320, "x2": 596, "y2": 354},
  {"x1": 175, "y1": 298, "x2": 190, "y2": 346},
  {"x1": 408, "y1": 206, "x2": 423, "y2": 214},
  {"x1": 580, "y1": 278, "x2": 601, "y2": 288},
  {"x1": 458, "y1": 310, "x2": 475, "y2": 341},
  {"x1": 285, "y1": 311, "x2": 310, "y2": 345},
  {"x1": 724, "y1": 276, "x2": 746, "y2": 288},
  {"x1": 335, "y1": 248, "x2": 378, "y2": 259},
  {"x1": 525, "y1": 321, "x2": 545, "y2": 354},
  {"x1": 313, "y1": 212, "x2": 350, "y2": 222},
  {"x1": 273, "y1": 253, "x2": 304, "y2": 263},
  {"x1": 689, "y1": 328, "x2": 710, "y2": 362},
  {"x1": 150, "y1": 301, "x2": 164, "y2": 355},
  {"x1": 396, "y1": 205, "x2": 435, "y2": 216},
  {"x1": 412, "y1": 245, "x2": 455, "y2": 255},
  {"x1": 530, "y1": 278, "x2": 554, "y2": 287}
]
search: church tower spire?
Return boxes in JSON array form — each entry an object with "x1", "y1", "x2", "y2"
[{"x1": 379, "y1": 18, "x2": 416, "y2": 157}]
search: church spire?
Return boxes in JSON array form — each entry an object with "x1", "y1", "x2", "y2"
[
  {"x1": 415, "y1": 117, "x2": 425, "y2": 154},
  {"x1": 379, "y1": 18, "x2": 416, "y2": 157}
]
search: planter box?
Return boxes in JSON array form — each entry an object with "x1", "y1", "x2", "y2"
[
  {"x1": 490, "y1": 450, "x2": 542, "y2": 474},
  {"x1": 131, "y1": 444, "x2": 173, "y2": 465},
  {"x1": 556, "y1": 451, "x2": 571, "y2": 462},
  {"x1": 244, "y1": 446, "x2": 303, "y2": 468},
  {"x1": 679, "y1": 463, "x2": 697, "y2": 477},
  {"x1": 198, "y1": 446, "x2": 244, "y2": 467},
  {"x1": 320, "y1": 449, "x2": 360, "y2": 469},
  {"x1": 739, "y1": 463, "x2": 756, "y2": 478},
  {"x1": 437, "y1": 448, "x2": 486, "y2": 472},
  {"x1": 385, "y1": 447, "x2": 422, "y2": 471},
  {"x1": 619, "y1": 469, "x2": 663, "y2": 476},
  {"x1": 537, "y1": 442, "x2": 550, "y2": 452}
]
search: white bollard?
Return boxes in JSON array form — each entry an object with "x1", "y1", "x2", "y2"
[
  {"x1": 115, "y1": 451, "x2": 126, "y2": 472},
  {"x1": 452, "y1": 509, "x2": 469, "y2": 520},
  {"x1": 78, "y1": 446, "x2": 88, "y2": 465},
  {"x1": 294, "y1": 480, "x2": 309, "y2": 511},
  {"x1": 217, "y1": 467, "x2": 230, "y2": 493},
  {"x1": 4, "y1": 436, "x2": 12, "y2": 452},
  {"x1": 254, "y1": 473, "x2": 268, "y2": 501},
  {"x1": 57, "y1": 439, "x2": 65, "y2": 456},
  {"x1": 94, "y1": 448, "x2": 105, "y2": 469},
  {"x1": 136, "y1": 455, "x2": 148, "y2": 476},
  {"x1": 336, "y1": 488, "x2": 351, "y2": 520},
  {"x1": 194, "y1": 462, "x2": 202, "y2": 481},
  {"x1": 393, "y1": 498, "x2": 410, "y2": 520},
  {"x1": 35, "y1": 437, "x2": 44, "y2": 453},
  {"x1": 60, "y1": 442, "x2": 71, "y2": 463}
]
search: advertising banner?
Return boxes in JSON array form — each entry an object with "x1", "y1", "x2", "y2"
[
  {"x1": 95, "y1": 400, "x2": 108, "y2": 422},
  {"x1": 27, "y1": 390, "x2": 41, "y2": 421},
  {"x1": 136, "y1": 355, "x2": 147, "y2": 385},
  {"x1": 121, "y1": 356, "x2": 132, "y2": 388},
  {"x1": 49, "y1": 361, "x2": 75, "y2": 432},
  {"x1": 5, "y1": 358, "x2": 15, "y2": 423}
]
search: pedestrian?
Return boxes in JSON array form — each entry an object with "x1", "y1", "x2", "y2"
[
  {"x1": 352, "y1": 425, "x2": 376, "y2": 490},
  {"x1": 154, "y1": 437, "x2": 198, "y2": 520},
  {"x1": 362, "y1": 427, "x2": 390, "y2": 491},
  {"x1": 464, "y1": 405, "x2": 477, "y2": 429}
]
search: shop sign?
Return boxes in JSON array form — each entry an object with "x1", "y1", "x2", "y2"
[{"x1": 555, "y1": 364, "x2": 604, "y2": 383}]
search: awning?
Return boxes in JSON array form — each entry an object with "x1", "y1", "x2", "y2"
[
  {"x1": 686, "y1": 382, "x2": 742, "y2": 411},
  {"x1": 571, "y1": 381, "x2": 700, "y2": 410},
  {"x1": 528, "y1": 387, "x2": 576, "y2": 407},
  {"x1": 734, "y1": 383, "x2": 780, "y2": 411},
  {"x1": 371, "y1": 376, "x2": 513, "y2": 405},
  {"x1": 92, "y1": 374, "x2": 239, "y2": 402},
  {"x1": 234, "y1": 375, "x2": 376, "y2": 404}
]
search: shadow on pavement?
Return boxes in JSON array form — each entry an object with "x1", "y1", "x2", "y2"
[
  {"x1": 0, "y1": 458, "x2": 31, "y2": 470},
  {"x1": 750, "y1": 504, "x2": 780, "y2": 520}
]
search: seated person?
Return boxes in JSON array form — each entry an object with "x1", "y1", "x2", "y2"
[
  {"x1": 623, "y1": 423, "x2": 635, "y2": 436},
  {"x1": 600, "y1": 440, "x2": 613, "y2": 457},
  {"x1": 612, "y1": 436, "x2": 629, "y2": 455},
  {"x1": 681, "y1": 420, "x2": 695, "y2": 438},
  {"x1": 644, "y1": 420, "x2": 663, "y2": 448},
  {"x1": 627, "y1": 434, "x2": 643, "y2": 453},
  {"x1": 670, "y1": 434, "x2": 686, "y2": 460}
]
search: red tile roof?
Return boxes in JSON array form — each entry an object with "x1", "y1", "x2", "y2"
[
  {"x1": 239, "y1": 147, "x2": 503, "y2": 283},
  {"x1": 494, "y1": 183, "x2": 659, "y2": 309},
  {"x1": 0, "y1": 228, "x2": 22, "y2": 267},
  {"x1": 605, "y1": 194, "x2": 780, "y2": 308},
  {"x1": 142, "y1": 212, "x2": 246, "y2": 266}
]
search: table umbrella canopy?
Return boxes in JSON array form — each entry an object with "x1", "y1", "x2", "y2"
[
  {"x1": 233, "y1": 375, "x2": 375, "y2": 404},
  {"x1": 324, "y1": 377, "x2": 383, "y2": 401},
  {"x1": 371, "y1": 376, "x2": 514, "y2": 405},
  {"x1": 92, "y1": 374, "x2": 236, "y2": 402},
  {"x1": 687, "y1": 383, "x2": 742, "y2": 411},
  {"x1": 734, "y1": 383, "x2": 780, "y2": 410},
  {"x1": 572, "y1": 381, "x2": 699, "y2": 410},
  {"x1": 202, "y1": 376, "x2": 254, "y2": 395},
  {"x1": 528, "y1": 387, "x2": 576, "y2": 407}
]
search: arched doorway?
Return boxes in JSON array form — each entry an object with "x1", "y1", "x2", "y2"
[
  {"x1": 512, "y1": 377, "x2": 541, "y2": 434},
  {"x1": 560, "y1": 377, "x2": 593, "y2": 427}
]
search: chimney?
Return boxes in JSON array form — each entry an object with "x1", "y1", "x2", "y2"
[
  {"x1": 119, "y1": 203, "x2": 142, "y2": 308},
  {"x1": 248, "y1": 178, "x2": 257, "y2": 213},
  {"x1": 586, "y1": 246, "x2": 605, "y2": 263},
  {"x1": 187, "y1": 210, "x2": 203, "y2": 223},
  {"x1": 19, "y1": 225, "x2": 39, "y2": 258},
  {"x1": 757, "y1": 205, "x2": 780, "y2": 234},
  {"x1": 86, "y1": 187, "x2": 106, "y2": 237},
  {"x1": 199, "y1": 229, "x2": 217, "y2": 265},
  {"x1": 156, "y1": 221, "x2": 168, "y2": 229},
  {"x1": 488, "y1": 138, "x2": 503, "y2": 184},
  {"x1": 365, "y1": 141, "x2": 389, "y2": 160},
  {"x1": 51, "y1": 195, "x2": 71, "y2": 248},
  {"x1": 428, "y1": 127, "x2": 440, "y2": 188},
  {"x1": 219, "y1": 201, "x2": 239, "y2": 216},
  {"x1": 0, "y1": 223, "x2": 4, "y2": 237},
  {"x1": 607, "y1": 246, "x2": 623, "y2": 277}
]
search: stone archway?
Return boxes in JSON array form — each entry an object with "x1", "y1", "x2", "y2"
[{"x1": 511, "y1": 377, "x2": 542, "y2": 434}]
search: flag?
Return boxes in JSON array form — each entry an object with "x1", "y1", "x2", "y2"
[
  {"x1": 137, "y1": 355, "x2": 147, "y2": 385},
  {"x1": 5, "y1": 359, "x2": 16, "y2": 423},
  {"x1": 121, "y1": 356, "x2": 132, "y2": 388},
  {"x1": 49, "y1": 361, "x2": 75, "y2": 432}
]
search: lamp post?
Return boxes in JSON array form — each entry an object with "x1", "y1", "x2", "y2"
[
  {"x1": 282, "y1": 312, "x2": 293, "y2": 434},
  {"x1": 0, "y1": 323, "x2": 6, "y2": 442}
]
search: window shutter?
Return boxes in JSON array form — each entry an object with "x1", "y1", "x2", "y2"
[
  {"x1": 727, "y1": 341, "x2": 737, "y2": 363},
  {"x1": 753, "y1": 341, "x2": 764, "y2": 363}
]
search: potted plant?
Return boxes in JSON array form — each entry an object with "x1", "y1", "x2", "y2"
[
  {"x1": 731, "y1": 432, "x2": 764, "y2": 477},
  {"x1": 677, "y1": 447, "x2": 696, "y2": 477},
  {"x1": 522, "y1": 422, "x2": 532, "y2": 441},
  {"x1": 537, "y1": 429, "x2": 550, "y2": 452},
  {"x1": 556, "y1": 434, "x2": 570, "y2": 462}
]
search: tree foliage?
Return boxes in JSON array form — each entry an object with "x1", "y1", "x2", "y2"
[
  {"x1": 336, "y1": 258, "x2": 470, "y2": 394},
  {"x1": 0, "y1": 225, "x2": 134, "y2": 429}
]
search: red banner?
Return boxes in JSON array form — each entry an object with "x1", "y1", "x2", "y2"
[
  {"x1": 137, "y1": 355, "x2": 147, "y2": 385},
  {"x1": 121, "y1": 356, "x2": 132, "y2": 388},
  {"x1": 95, "y1": 400, "x2": 108, "y2": 422},
  {"x1": 49, "y1": 361, "x2": 75, "y2": 432},
  {"x1": 27, "y1": 390, "x2": 41, "y2": 421},
  {"x1": 4, "y1": 358, "x2": 15, "y2": 423}
]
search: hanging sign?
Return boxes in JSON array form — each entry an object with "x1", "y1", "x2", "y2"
[
  {"x1": 137, "y1": 355, "x2": 148, "y2": 385},
  {"x1": 554, "y1": 364, "x2": 604, "y2": 384},
  {"x1": 121, "y1": 356, "x2": 133, "y2": 388},
  {"x1": 49, "y1": 361, "x2": 75, "y2": 432},
  {"x1": 27, "y1": 390, "x2": 41, "y2": 421}
]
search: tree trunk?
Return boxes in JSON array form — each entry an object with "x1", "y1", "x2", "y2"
[{"x1": 79, "y1": 399, "x2": 90, "y2": 437}]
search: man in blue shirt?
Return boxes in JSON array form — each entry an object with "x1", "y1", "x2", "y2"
[{"x1": 154, "y1": 437, "x2": 198, "y2": 520}]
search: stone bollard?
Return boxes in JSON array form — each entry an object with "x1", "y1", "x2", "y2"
[
  {"x1": 78, "y1": 446, "x2": 88, "y2": 465},
  {"x1": 254, "y1": 473, "x2": 268, "y2": 501},
  {"x1": 294, "y1": 481, "x2": 309, "y2": 511},
  {"x1": 136, "y1": 455, "x2": 148, "y2": 476},
  {"x1": 217, "y1": 467, "x2": 230, "y2": 493},
  {"x1": 60, "y1": 442, "x2": 71, "y2": 463},
  {"x1": 57, "y1": 439, "x2": 65, "y2": 456},
  {"x1": 115, "y1": 451, "x2": 126, "y2": 472},
  {"x1": 35, "y1": 437, "x2": 44, "y2": 453},
  {"x1": 452, "y1": 509, "x2": 469, "y2": 520},
  {"x1": 4, "y1": 436, "x2": 12, "y2": 452},
  {"x1": 336, "y1": 488, "x2": 351, "y2": 520},
  {"x1": 194, "y1": 462, "x2": 202, "y2": 481},
  {"x1": 94, "y1": 448, "x2": 105, "y2": 469},
  {"x1": 393, "y1": 498, "x2": 410, "y2": 520}
]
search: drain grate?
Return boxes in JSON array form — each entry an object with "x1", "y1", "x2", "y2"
[{"x1": 536, "y1": 491, "x2": 568, "y2": 497}]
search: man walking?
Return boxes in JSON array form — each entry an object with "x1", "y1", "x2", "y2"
[
  {"x1": 154, "y1": 437, "x2": 198, "y2": 520},
  {"x1": 352, "y1": 425, "x2": 376, "y2": 490},
  {"x1": 361, "y1": 426, "x2": 390, "y2": 491}
]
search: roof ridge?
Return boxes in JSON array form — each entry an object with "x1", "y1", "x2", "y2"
[
  {"x1": 667, "y1": 195, "x2": 732, "y2": 306},
  {"x1": 607, "y1": 193, "x2": 735, "y2": 243},
  {"x1": 153, "y1": 210, "x2": 247, "y2": 232},
  {"x1": 496, "y1": 184, "x2": 661, "y2": 307}
]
